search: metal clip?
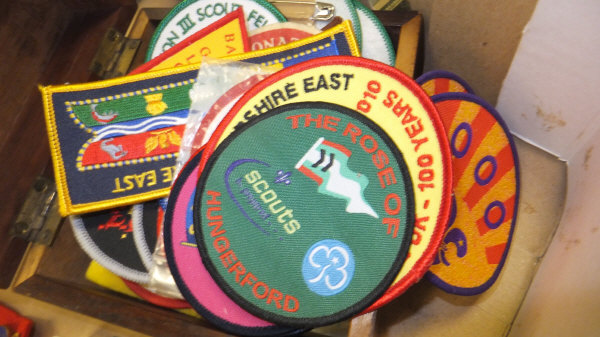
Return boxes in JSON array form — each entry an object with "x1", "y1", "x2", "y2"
[
  {"x1": 313, "y1": 2, "x2": 335, "y2": 21},
  {"x1": 90, "y1": 27, "x2": 141, "y2": 79},
  {"x1": 11, "y1": 177, "x2": 63, "y2": 245},
  {"x1": 268, "y1": 0, "x2": 335, "y2": 23}
]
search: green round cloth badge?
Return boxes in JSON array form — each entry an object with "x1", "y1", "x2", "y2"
[
  {"x1": 194, "y1": 101, "x2": 414, "y2": 327},
  {"x1": 146, "y1": 0, "x2": 286, "y2": 61}
]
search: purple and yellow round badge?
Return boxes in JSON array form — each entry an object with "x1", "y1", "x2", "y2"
[
  {"x1": 416, "y1": 70, "x2": 475, "y2": 97},
  {"x1": 427, "y1": 92, "x2": 519, "y2": 295}
]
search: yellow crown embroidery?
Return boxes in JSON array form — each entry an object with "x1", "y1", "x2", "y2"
[{"x1": 144, "y1": 93, "x2": 168, "y2": 115}]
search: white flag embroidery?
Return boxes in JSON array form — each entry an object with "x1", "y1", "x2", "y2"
[{"x1": 296, "y1": 137, "x2": 378, "y2": 218}]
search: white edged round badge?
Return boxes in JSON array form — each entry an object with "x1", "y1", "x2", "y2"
[
  {"x1": 70, "y1": 206, "x2": 151, "y2": 284},
  {"x1": 146, "y1": 0, "x2": 287, "y2": 60},
  {"x1": 353, "y1": 0, "x2": 395, "y2": 66}
]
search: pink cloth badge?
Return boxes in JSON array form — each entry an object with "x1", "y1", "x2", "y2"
[{"x1": 163, "y1": 149, "x2": 304, "y2": 336}]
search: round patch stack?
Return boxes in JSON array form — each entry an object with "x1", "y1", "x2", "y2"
[
  {"x1": 426, "y1": 92, "x2": 520, "y2": 295},
  {"x1": 195, "y1": 101, "x2": 415, "y2": 326},
  {"x1": 129, "y1": 199, "x2": 193, "y2": 309},
  {"x1": 164, "y1": 149, "x2": 305, "y2": 336},
  {"x1": 199, "y1": 56, "x2": 453, "y2": 313},
  {"x1": 146, "y1": 0, "x2": 287, "y2": 60}
]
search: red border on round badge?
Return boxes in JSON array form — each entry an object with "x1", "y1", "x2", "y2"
[
  {"x1": 199, "y1": 56, "x2": 453, "y2": 312},
  {"x1": 122, "y1": 278, "x2": 192, "y2": 309}
]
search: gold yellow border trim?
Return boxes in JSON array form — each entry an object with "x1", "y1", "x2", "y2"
[
  {"x1": 39, "y1": 20, "x2": 359, "y2": 217},
  {"x1": 68, "y1": 187, "x2": 172, "y2": 216},
  {"x1": 39, "y1": 65, "x2": 199, "y2": 217}
]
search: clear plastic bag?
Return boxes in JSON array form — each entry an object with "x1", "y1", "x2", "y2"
[
  {"x1": 145, "y1": 58, "x2": 275, "y2": 298},
  {"x1": 177, "y1": 58, "x2": 275, "y2": 174}
]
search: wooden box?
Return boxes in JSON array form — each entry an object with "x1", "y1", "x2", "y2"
[
  {"x1": 0, "y1": 0, "x2": 568, "y2": 336},
  {"x1": 0, "y1": 1, "x2": 423, "y2": 336}
]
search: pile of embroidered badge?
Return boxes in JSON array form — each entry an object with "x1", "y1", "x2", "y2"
[{"x1": 38, "y1": 2, "x2": 520, "y2": 334}]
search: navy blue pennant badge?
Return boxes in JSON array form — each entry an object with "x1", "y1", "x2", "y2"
[
  {"x1": 40, "y1": 20, "x2": 360, "y2": 217},
  {"x1": 40, "y1": 64, "x2": 201, "y2": 216}
]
